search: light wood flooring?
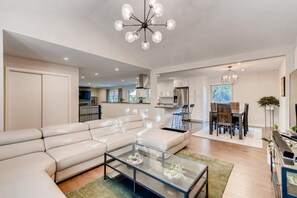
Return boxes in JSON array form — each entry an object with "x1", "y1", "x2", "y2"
[{"x1": 58, "y1": 123, "x2": 274, "y2": 198}]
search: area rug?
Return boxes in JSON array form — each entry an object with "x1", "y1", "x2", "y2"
[
  {"x1": 192, "y1": 127, "x2": 263, "y2": 148},
  {"x1": 66, "y1": 150, "x2": 233, "y2": 198}
]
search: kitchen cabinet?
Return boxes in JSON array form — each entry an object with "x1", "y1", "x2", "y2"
[{"x1": 157, "y1": 80, "x2": 174, "y2": 97}]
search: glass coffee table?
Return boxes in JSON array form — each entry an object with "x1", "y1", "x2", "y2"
[{"x1": 104, "y1": 143, "x2": 208, "y2": 198}]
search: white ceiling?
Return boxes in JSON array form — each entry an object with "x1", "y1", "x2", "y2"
[
  {"x1": 1, "y1": 0, "x2": 297, "y2": 86},
  {"x1": 3, "y1": 31, "x2": 149, "y2": 87},
  {"x1": 158, "y1": 56, "x2": 285, "y2": 81},
  {"x1": 90, "y1": 0, "x2": 297, "y2": 68}
]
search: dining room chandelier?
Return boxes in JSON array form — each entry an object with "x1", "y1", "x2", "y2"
[
  {"x1": 221, "y1": 66, "x2": 239, "y2": 84},
  {"x1": 114, "y1": 0, "x2": 176, "y2": 50}
]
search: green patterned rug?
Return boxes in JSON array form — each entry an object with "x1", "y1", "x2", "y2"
[{"x1": 66, "y1": 150, "x2": 233, "y2": 198}]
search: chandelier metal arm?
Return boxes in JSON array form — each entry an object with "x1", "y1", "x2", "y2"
[
  {"x1": 131, "y1": 14, "x2": 142, "y2": 24},
  {"x1": 147, "y1": 13, "x2": 156, "y2": 23},
  {"x1": 144, "y1": 28, "x2": 147, "y2": 42},
  {"x1": 124, "y1": 24, "x2": 142, "y2": 27},
  {"x1": 135, "y1": 27, "x2": 143, "y2": 34},
  {"x1": 146, "y1": 6, "x2": 152, "y2": 22},
  {"x1": 147, "y1": 27, "x2": 154, "y2": 34},
  {"x1": 150, "y1": 23, "x2": 167, "y2": 27},
  {"x1": 144, "y1": 0, "x2": 146, "y2": 21}
]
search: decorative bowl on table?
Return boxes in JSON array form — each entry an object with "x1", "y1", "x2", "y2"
[
  {"x1": 164, "y1": 164, "x2": 186, "y2": 182},
  {"x1": 127, "y1": 153, "x2": 144, "y2": 165}
]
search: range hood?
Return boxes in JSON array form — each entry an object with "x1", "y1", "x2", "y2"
[{"x1": 136, "y1": 74, "x2": 149, "y2": 89}]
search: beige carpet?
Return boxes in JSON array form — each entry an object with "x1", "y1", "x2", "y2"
[
  {"x1": 66, "y1": 150, "x2": 233, "y2": 198},
  {"x1": 192, "y1": 127, "x2": 263, "y2": 148}
]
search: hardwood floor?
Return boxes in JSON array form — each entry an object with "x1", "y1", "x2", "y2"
[{"x1": 58, "y1": 123, "x2": 274, "y2": 198}]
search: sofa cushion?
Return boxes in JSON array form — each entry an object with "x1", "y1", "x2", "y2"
[
  {"x1": 41, "y1": 123, "x2": 89, "y2": 138},
  {"x1": 90, "y1": 125, "x2": 122, "y2": 139},
  {"x1": 44, "y1": 131, "x2": 92, "y2": 150},
  {"x1": 120, "y1": 121, "x2": 144, "y2": 132},
  {"x1": 0, "y1": 129, "x2": 41, "y2": 145},
  {"x1": 94, "y1": 133, "x2": 137, "y2": 151},
  {"x1": 86, "y1": 119, "x2": 119, "y2": 129},
  {"x1": 118, "y1": 115, "x2": 143, "y2": 123},
  {"x1": 0, "y1": 152, "x2": 56, "y2": 184},
  {"x1": 0, "y1": 139, "x2": 44, "y2": 161},
  {"x1": 0, "y1": 171, "x2": 66, "y2": 198},
  {"x1": 46, "y1": 140, "x2": 106, "y2": 171},
  {"x1": 125, "y1": 127, "x2": 151, "y2": 137},
  {"x1": 137, "y1": 129, "x2": 185, "y2": 151}
]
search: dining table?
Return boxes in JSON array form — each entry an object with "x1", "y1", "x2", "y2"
[{"x1": 209, "y1": 110, "x2": 244, "y2": 140}]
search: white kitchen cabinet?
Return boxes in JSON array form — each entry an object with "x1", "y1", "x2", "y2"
[
  {"x1": 157, "y1": 80, "x2": 174, "y2": 97},
  {"x1": 174, "y1": 79, "x2": 189, "y2": 88}
]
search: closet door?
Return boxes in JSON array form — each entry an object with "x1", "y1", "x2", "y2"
[
  {"x1": 6, "y1": 71, "x2": 42, "y2": 130},
  {"x1": 42, "y1": 75, "x2": 70, "y2": 127}
]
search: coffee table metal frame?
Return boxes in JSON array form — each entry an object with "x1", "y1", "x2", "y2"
[{"x1": 104, "y1": 143, "x2": 208, "y2": 198}]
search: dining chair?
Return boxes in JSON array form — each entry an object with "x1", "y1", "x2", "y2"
[
  {"x1": 230, "y1": 102, "x2": 240, "y2": 127},
  {"x1": 217, "y1": 103, "x2": 234, "y2": 138},
  {"x1": 243, "y1": 103, "x2": 249, "y2": 136},
  {"x1": 230, "y1": 102, "x2": 239, "y2": 112},
  {"x1": 210, "y1": 103, "x2": 217, "y2": 130}
]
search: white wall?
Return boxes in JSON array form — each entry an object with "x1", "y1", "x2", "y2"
[
  {"x1": 207, "y1": 71, "x2": 279, "y2": 127},
  {"x1": 0, "y1": 31, "x2": 3, "y2": 130},
  {"x1": 4, "y1": 55, "x2": 79, "y2": 123},
  {"x1": 279, "y1": 60, "x2": 287, "y2": 131}
]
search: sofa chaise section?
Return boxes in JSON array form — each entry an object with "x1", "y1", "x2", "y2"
[
  {"x1": 0, "y1": 171, "x2": 66, "y2": 198},
  {"x1": 86, "y1": 119, "x2": 137, "y2": 151},
  {"x1": 0, "y1": 129, "x2": 56, "y2": 183},
  {"x1": 119, "y1": 115, "x2": 190, "y2": 154},
  {"x1": 41, "y1": 123, "x2": 106, "y2": 182}
]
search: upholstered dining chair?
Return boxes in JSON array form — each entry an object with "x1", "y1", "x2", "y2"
[
  {"x1": 230, "y1": 102, "x2": 240, "y2": 112},
  {"x1": 210, "y1": 102, "x2": 217, "y2": 130},
  {"x1": 217, "y1": 103, "x2": 234, "y2": 139},
  {"x1": 243, "y1": 103, "x2": 249, "y2": 136}
]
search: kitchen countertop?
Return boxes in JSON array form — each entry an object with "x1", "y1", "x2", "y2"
[
  {"x1": 155, "y1": 105, "x2": 180, "y2": 109},
  {"x1": 102, "y1": 102, "x2": 151, "y2": 104}
]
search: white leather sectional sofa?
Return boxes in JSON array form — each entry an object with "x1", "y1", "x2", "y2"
[{"x1": 0, "y1": 115, "x2": 190, "y2": 198}]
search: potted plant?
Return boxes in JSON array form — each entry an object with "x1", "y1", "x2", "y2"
[
  {"x1": 257, "y1": 96, "x2": 280, "y2": 110},
  {"x1": 258, "y1": 96, "x2": 279, "y2": 128},
  {"x1": 292, "y1": 126, "x2": 297, "y2": 132}
]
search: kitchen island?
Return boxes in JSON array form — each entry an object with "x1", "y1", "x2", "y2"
[
  {"x1": 101, "y1": 102, "x2": 152, "y2": 119},
  {"x1": 155, "y1": 105, "x2": 181, "y2": 127}
]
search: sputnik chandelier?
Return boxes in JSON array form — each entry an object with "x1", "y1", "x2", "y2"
[{"x1": 114, "y1": 0, "x2": 176, "y2": 50}]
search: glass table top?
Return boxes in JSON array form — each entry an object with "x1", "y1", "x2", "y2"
[{"x1": 106, "y1": 143, "x2": 207, "y2": 192}]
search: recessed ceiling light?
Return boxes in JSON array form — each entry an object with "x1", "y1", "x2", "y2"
[
  {"x1": 88, "y1": 82, "x2": 91, "y2": 85},
  {"x1": 121, "y1": 79, "x2": 125, "y2": 82},
  {"x1": 237, "y1": 62, "x2": 241, "y2": 65},
  {"x1": 115, "y1": 68, "x2": 119, "y2": 71},
  {"x1": 95, "y1": 73, "x2": 99, "y2": 76},
  {"x1": 157, "y1": 74, "x2": 160, "y2": 77},
  {"x1": 241, "y1": 69, "x2": 245, "y2": 72},
  {"x1": 64, "y1": 57, "x2": 69, "y2": 61},
  {"x1": 81, "y1": 76, "x2": 85, "y2": 79}
]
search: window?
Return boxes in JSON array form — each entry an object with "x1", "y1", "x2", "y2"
[
  {"x1": 108, "y1": 90, "x2": 119, "y2": 102},
  {"x1": 128, "y1": 89, "x2": 137, "y2": 103},
  {"x1": 211, "y1": 84, "x2": 233, "y2": 103}
]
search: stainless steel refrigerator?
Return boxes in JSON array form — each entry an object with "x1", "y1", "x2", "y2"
[{"x1": 174, "y1": 87, "x2": 189, "y2": 107}]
